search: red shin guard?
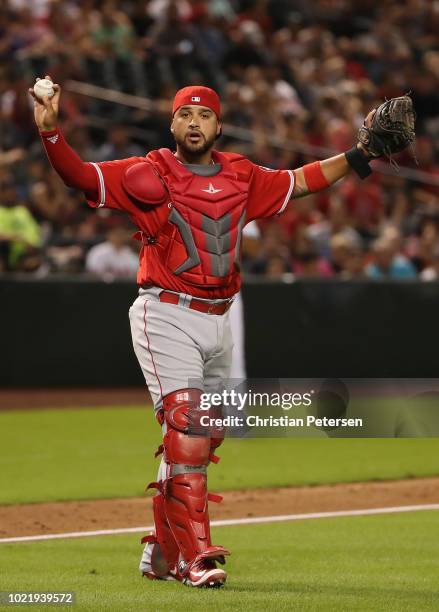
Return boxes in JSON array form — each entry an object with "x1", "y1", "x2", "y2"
[
  {"x1": 164, "y1": 472, "x2": 211, "y2": 559},
  {"x1": 151, "y1": 494, "x2": 179, "y2": 574},
  {"x1": 160, "y1": 389, "x2": 229, "y2": 564}
]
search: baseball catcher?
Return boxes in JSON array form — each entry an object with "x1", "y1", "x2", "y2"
[{"x1": 30, "y1": 76, "x2": 415, "y2": 588}]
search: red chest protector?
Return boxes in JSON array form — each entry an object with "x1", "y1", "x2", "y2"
[{"x1": 146, "y1": 148, "x2": 249, "y2": 288}]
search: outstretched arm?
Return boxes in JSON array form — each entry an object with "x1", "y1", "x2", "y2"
[
  {"x1": 292, "y1": 145, "x2": 370, "y2": 198},
  {"x1": 29, "y1": 76, "x2": 98, "y2": 196},
  {"x1": 291, "y1": 110, "x2": 376, "y2": 199}
]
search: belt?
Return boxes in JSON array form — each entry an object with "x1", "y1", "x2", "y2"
[{"x1": 158, "y1": 290, "x2": 233, "y2": 315}]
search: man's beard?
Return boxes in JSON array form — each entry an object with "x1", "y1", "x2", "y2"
[{"x1": 174, "y1": 131, "x2": 216, "y2": 159}]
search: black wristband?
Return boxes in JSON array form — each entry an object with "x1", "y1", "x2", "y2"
[{"x1": 345, "y1": 146, "x2": 372, "y2": 179}]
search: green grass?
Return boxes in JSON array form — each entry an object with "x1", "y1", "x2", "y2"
[
  {"x1": 1, "y1": 512, "x2": 439, "y2": 611},
  {"x1": 1, "y1": 407, "x2": 439, "y2": 504}
]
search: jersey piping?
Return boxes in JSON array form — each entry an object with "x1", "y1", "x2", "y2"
[
  {"x1": 277, "y1": 170, "x2": 295, "y2": 215},
  {"x1": 90, "y1": 162, "x2": 106, "y2": 208}
]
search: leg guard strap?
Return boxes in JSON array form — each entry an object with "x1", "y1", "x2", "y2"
[
  {"x1": 208, "y1": 492, "x2": 223, "y2": 503},
  {"x1": 140, "y1": 534, "x2": 156, "y2": 545},
  {"x1": 169, "y1": 464, "x2": 207, "y2": 476}
]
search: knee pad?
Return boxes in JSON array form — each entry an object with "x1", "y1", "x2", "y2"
[{"x1": 162, "y1": 389, "x2": 211, "y2": 466}]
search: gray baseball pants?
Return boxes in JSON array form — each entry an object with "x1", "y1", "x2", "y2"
[
  {"x1": 129, "y1": 286, "x2": 233, "y2": 481},
  {"x1": 129, "y1": 287, "x2": 234, "y2": 413}
]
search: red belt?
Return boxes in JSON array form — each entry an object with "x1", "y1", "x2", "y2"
[{"x1": 158, "y1": 290, "x2": 233, "y2": 315}]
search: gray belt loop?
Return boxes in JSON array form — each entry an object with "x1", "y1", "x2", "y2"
[{"x1": 178, "y1": 294, "x2": 186, "y2": 307}]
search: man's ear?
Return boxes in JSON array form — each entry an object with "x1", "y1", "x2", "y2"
[{"x1": 215, "y1": 122, "x2": 222, "y2": 141}]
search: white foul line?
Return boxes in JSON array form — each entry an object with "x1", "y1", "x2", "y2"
[{"x1": 1, "y1": 503, "x2": 439, "y2": 544}]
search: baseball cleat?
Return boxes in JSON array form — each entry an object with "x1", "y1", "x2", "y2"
[
  {"x1": 179, "y1": 547, "x2": 230, "y2": 588},
  {"x1": 180, "y1": 559, "x2": 227, "y2": 588}
]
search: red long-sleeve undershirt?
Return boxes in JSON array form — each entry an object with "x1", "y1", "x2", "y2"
[{"x1": 40, "y1": 128, "x2": 98, "y2": 199}]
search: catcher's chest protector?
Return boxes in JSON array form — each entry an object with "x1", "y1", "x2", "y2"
[{"x1": 147, "y1": 148, "x2": 249, "y2": 288}]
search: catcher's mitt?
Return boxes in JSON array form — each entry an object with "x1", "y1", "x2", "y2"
[{"x1": 358, "y1": 95, "x2": 416, "y2": 159}]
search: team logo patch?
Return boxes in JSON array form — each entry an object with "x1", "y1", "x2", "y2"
[
  {"x1": 46, "y1": 135, "x2": 59, "y2": 144},
  {"x1": 191, "y1": 96, "x2": 201, "y2": 102},
  {"x1": 202, "y1": 183, "x2": 222, "y2": 194}
]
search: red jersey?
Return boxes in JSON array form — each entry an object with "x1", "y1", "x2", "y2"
[{"x1": 86, "y1": 150, "x2": 295, "y2": 299}]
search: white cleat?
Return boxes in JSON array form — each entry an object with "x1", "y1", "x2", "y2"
[{"x1": 179, "y1": 558, "x2": 227, "y2": 588}]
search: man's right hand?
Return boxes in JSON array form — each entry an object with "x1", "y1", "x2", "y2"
[{"x1": 28, "y1": 75, "x2": 61, "y2": 132}]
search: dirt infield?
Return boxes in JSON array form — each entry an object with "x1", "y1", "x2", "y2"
[
  {"x1": 0, "y1": 388, "x2": 149, "y2": 410},
  {"x1": 1, "y1": 478, "x2": 438, "y2": 539}
]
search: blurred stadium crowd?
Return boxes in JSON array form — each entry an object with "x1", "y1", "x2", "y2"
[{"x1": 0, "y1": 0, "x2": 438, "y2": 280}]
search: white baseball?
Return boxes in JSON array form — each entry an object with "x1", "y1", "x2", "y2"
[{"x1": 33, "y1": 78, "x2": 55, "y2": 100}]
